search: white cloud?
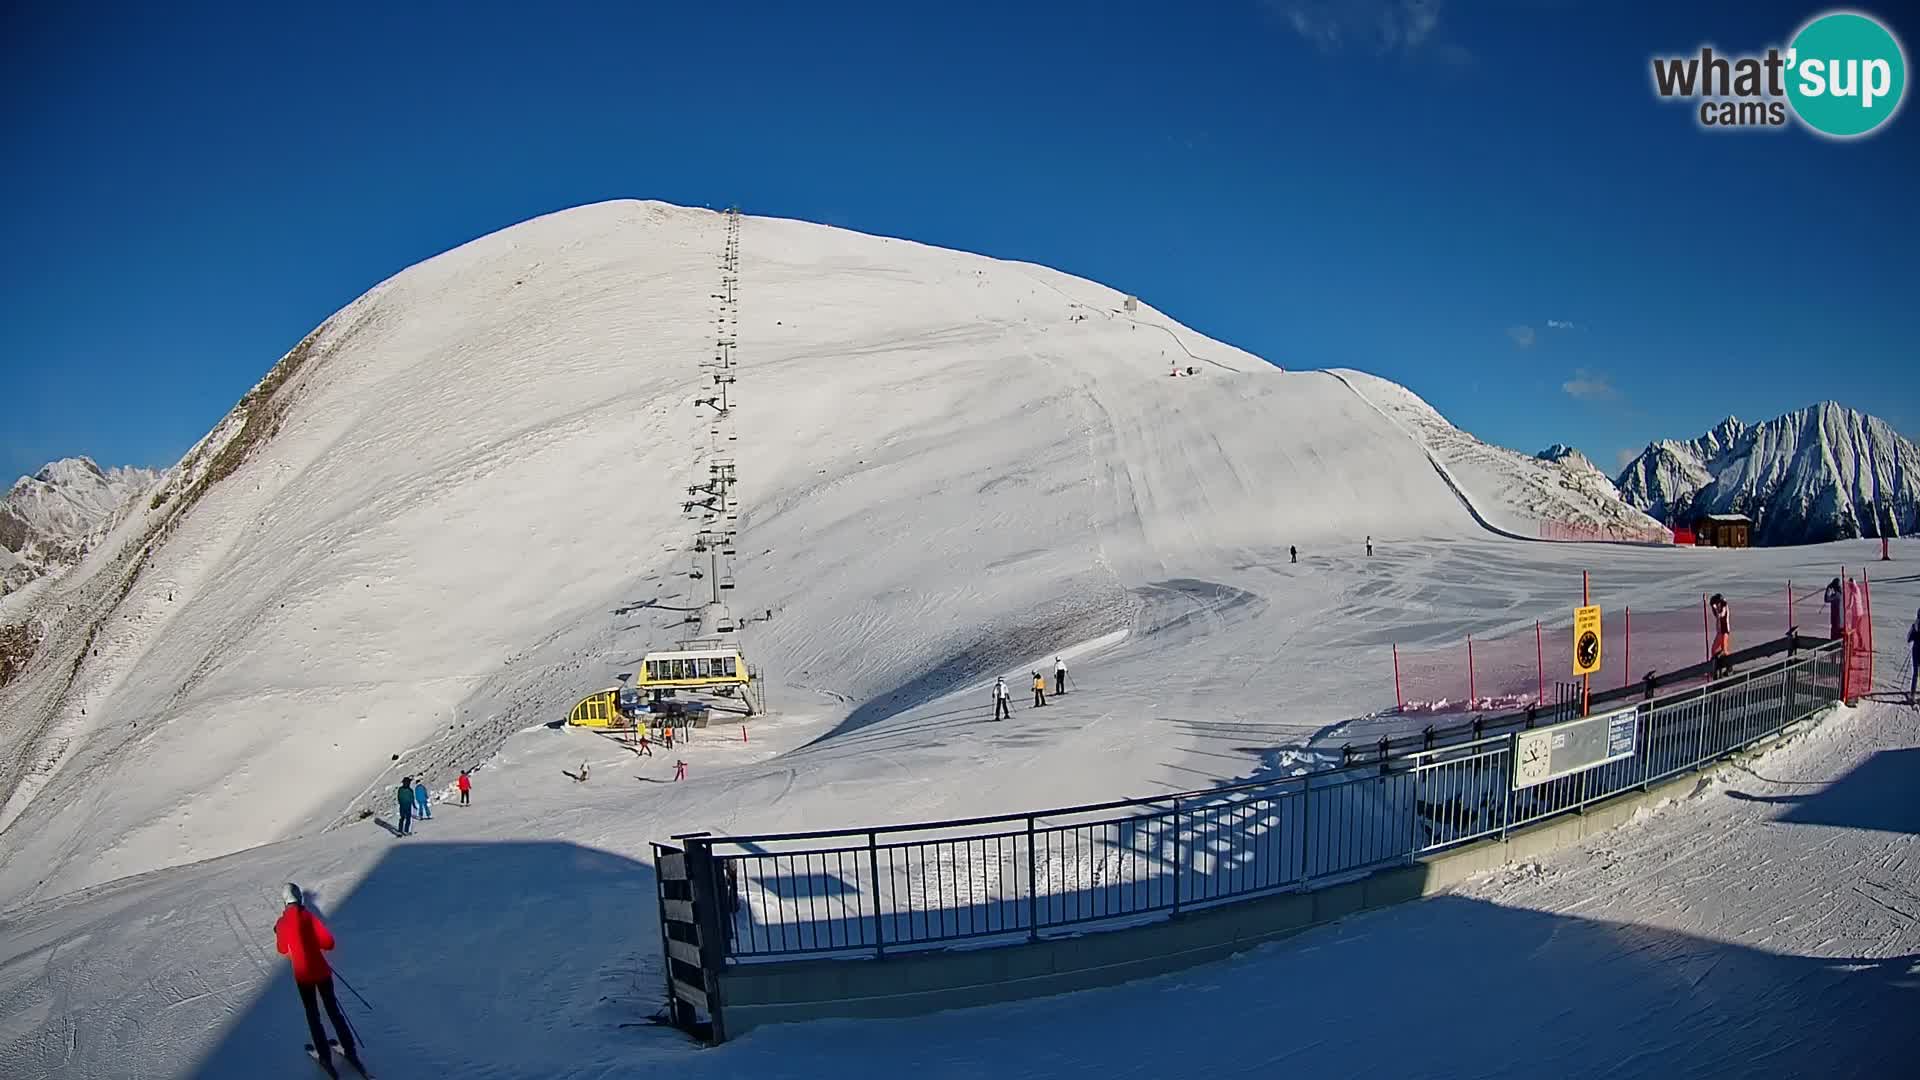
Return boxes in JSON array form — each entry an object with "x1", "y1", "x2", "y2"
[
  {"x1": 1563, "y1": 369, "x2": 1621, "y2": 402},
  {"x1": 1547, "y1": 319, "x2": 1577, "y2": 330},
  {"x1": 1507, "y1": 325, "x2": 1537, "y2": 348},
  {"x1": 1267, "y1": 0, "x2": 1464, "y2": 60}
]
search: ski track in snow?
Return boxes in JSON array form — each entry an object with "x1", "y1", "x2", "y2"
[{"x1": 0, "y1": 200, "x2": 1915, "y2": 1078}]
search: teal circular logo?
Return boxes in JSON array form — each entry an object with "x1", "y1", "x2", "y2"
[{"x1": 1786, "y1": 11, "x2": 1907, "y2": 137}]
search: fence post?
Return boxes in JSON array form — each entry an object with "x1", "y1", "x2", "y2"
[
  {"x1": 681, "y1": 837, "x2": 731, "y2": 1042},
  {"x1": 1863, "y1": 570, "x2": 1876, "y2": 690},
  {"x1": 1392, "y1": 643, "x2": 1404, "y2": 713},
  {"x1": 1467, "y1": 635, "x2": 1477, "y2": 710},
  {"x1": 1170, "y1": 798, "x2": 1183, "y2": 915},
  {"x1": 1500, "y1": 733, "x2": 1515, "y2": 841},
  {"x1": 1025, "y1": 815, "x2": 1038, "y2": 943},
  {"x1": 1623, "y1": 607, "x2": 1631, "y2": 689},
  {"x1": 1298, "y1": 781, "x2": 1310, "y2": 884},
  {"x1": 1785, "y1": 653, "x2": 1798, "y2": 727},
  {"x1": 1535, "y1": 621, "x2": 1544, "y2": 705},
  {"x1": 867, "y1": 831, "x2": 885, "y2": 958}
]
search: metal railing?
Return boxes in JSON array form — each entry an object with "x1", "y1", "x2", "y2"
[{"x1": 679, "y1": 640, "x2": 1843, "y2": 962}]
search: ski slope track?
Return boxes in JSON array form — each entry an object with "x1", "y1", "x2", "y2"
[{"x1": 2, "y1": 200, "x2": 1905, "y2": 1079}]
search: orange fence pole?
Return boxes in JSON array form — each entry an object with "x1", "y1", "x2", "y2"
[
  {"x1": 1864, "y1": 570, "x2": 1876, "y2": 689},
  {"x1": 1467, "y1": 635, "x2": 1477, "y2": 709},
  {"x1": 1392, "y1": 643, "x2": 1403, "y2": 713}
]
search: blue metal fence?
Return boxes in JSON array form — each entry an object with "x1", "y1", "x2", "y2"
[{"x1": 680, "y1": 639, "x2": 1843, "y2": 962}]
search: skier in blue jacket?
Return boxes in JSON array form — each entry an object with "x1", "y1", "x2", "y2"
[{"x1": 414, "y1": 779, "x2": 431, "y2": 820}]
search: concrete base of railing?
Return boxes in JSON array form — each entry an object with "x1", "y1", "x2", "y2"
[{"x1": 713, "y1": 710, "x2": 1831, "y2": 1040}]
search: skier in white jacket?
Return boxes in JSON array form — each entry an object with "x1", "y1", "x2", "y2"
[{"x1": 993, "y1": 676, "x2": 1011, "y2": 721}]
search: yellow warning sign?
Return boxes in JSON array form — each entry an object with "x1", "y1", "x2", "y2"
[{"x1": 1573, "y1": 604, "x2": 1603, "y2": 676}]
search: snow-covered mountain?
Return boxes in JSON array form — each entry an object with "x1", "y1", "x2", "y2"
[
  {"x1": 0, "y1": 200, "x2": 1649, "y2": 911},
  {"x1": 1617, "y1": 404, "x2": 1920, "y2": 544},
  {"x1": 0, "y1": 199, "x2": 1910, "y2": 1080},
  {"x1": 0, "y1": 457, "x2": 158, "y2": 596}
]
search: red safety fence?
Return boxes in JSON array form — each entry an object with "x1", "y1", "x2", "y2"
[
  {"x1": 1842, "y1": 572, "x2": 1875, "y2": 701},
  {"x1": 1537, "y1": 521, "x2": 1673, "y2": 544},
  {"x1": 1393, "y1": 570, "x2": 1870, "y2": 715}
]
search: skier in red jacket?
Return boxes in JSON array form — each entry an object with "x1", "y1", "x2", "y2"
[{"x1": 275, "y1": 883, "x2": 359, "y2": 1076}]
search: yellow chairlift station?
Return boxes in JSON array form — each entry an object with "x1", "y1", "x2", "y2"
[
  {"x1": 638, "y1": 646, "x2": 749, "y2": 692},
  {"x1": 565, "y1": 687, "x2": 625, "y2": 729},
  {"x1": 565, "y1": 647, "x2": 753, "y2": 728}
]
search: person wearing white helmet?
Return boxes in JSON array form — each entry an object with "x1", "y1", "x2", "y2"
[{"x1": 274, "y1": 882, "x2": 359, "y2": 1076}]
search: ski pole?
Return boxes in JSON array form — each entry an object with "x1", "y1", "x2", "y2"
[
  {"x1": 337, "y1": 998, "x2": 365, "y2": 1051},
  {"x1": 332, "y1": 967, "x2": 375, "y2": 1014}
]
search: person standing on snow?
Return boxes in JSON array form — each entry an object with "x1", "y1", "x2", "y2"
[
  {"x1": 1289, "y1": 545, "x2": 1297, "y2": 564},
  {"x1": 1709, "y1": 594, "x2": 1733, "y2": 678},
  {"x1": 1031, "y1": 671, "x2": 1047, "y2": 708},
  {"x1": 413, "y1": 779, "x2": 430, "y2": 820},
  {"x1": 1825, "y1": 578, "x2": 1845, "y2": 640},
  {"x1": 396, "y1": 777, "x2": 413, "y2": 835},
  {"x1": 1054, "y1": 657, "x2": 1067, "y2": 697},
  {"x1": 993, "y1": 676, "x2": 1011, "y2": 720},
  {"x1": 1906, "y1": 607, "x2": 1918, "y2": 706},
  {"x1": 1366, "y1": 536, "x2": 1373, "y2": 557},
  {"x1": 276, "y1": 882, "x2": 360, "y2": 1077},
  {"x1": 457, "y1": 770, "x2": 472, "y2": 806}
]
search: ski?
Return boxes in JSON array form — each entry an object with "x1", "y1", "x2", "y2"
[
  {"x1": 304, "y1": 1043, "x2": 340, "y2": 1078},
  {"x1": 328, "y1": 1039, "x2": 375, "y2": 1078}
]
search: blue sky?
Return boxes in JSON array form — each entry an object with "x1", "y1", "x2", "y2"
[{"x1": 3, "y1": 0, "x2": 1914, "y2": 482}]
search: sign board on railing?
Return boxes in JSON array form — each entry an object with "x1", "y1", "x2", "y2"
[{"x1": 1513, "y1": 704, "x2": 1637, "y2": 789}]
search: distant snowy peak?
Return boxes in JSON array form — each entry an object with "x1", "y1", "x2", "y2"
[
  {"x1": 1614, "y1": 440, "x2": 1715, "y2": 524},
  {"x1": 0, "y1": 456, "x2": 160, "y2": 594},
  {"x1": 1535, "y1": 444, "x2": 1602, "y2": 474},
  {"x1": 1690, "y1": 416, "x2": 1748, "y2": 463},
  {"x1": 1616, "y1": 403, "x2": 1920, "y2": 544}
]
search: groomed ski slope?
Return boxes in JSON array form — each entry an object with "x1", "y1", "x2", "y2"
[
  {"x1": 0, "y1": 200, "x2": 1636, "y2": 909},
  {"x1": 0, "y1": 544, "x2": 1911, "y2": 1080}
]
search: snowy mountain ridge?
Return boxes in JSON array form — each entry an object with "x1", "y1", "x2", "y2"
[
  {"x1": 0, "y1": 457, "x2": 159, "y2": 597},
  {"x1": 1332, "y1": 372, "x2": 1666, "y2": 541},
  {"x1": 1616, "y1": 402, "x2": 1919, "y2": 544}
]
